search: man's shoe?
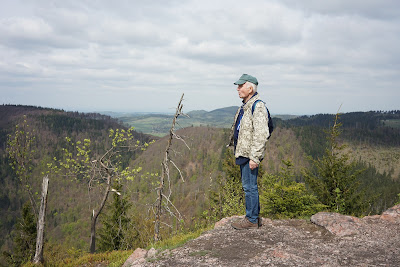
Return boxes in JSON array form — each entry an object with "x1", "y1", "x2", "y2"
[
  {"x1": 258, "y1": 217, "x2": 262, "y2": 228},
  {"x1": 231, "y1": 217, "x2": 258, "y2": 230}
]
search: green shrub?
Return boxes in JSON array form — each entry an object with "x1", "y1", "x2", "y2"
[
  {"x1": 206, "y1": 150, "x2": 244, "y2": 222},
  {"x1": 260, "y1": 161, "x2": 326, "y2": 219}
]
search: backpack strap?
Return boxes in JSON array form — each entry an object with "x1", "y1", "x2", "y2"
[
  {"x1": 252, "y1": 100, "x2": 263, "y2": 115},
  {"x1": 252, "y1": 99, "x2": 274, "y2": 139}
]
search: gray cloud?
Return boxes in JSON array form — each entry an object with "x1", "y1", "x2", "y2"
[{"x1": 0, "y1": 0, "x2": 399, "y2": 114}]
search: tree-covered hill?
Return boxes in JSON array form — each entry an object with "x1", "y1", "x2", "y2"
[
  {"x1": 287, "y1": 110, "x2": 400, "y2": 129},
  {"x1": 0, "y1": 104, "x2": 153, "y2": 151},
  {"x1": 128, "y1": 122, "x2": 400, "y2": 225},
  {"x1": 0, "y1": 105, "x2": 155, "y2": 255},
  {"x1": 1, "y1": 104, "x2": 399, "y2": 266},
  {"x1": 285, "y1": 110, "x2": 400, "y2": 146},
  {"x1": 283, "y1": 110, "x2": 400, "y2": 181},
  {"x1": 128, "y1": 125, "x2": 309, "y2": 232}
]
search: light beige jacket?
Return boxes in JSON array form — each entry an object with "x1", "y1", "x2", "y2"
[{"x1": 228, "y1": 94, "x2": 270, "y2": 164}]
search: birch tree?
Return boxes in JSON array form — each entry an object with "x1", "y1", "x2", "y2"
[
  {"x1": 7, "y1": 116, "x2": 49, "y2": 264},
  {"x1": 7, "y1": 116, "x2": 38, "y2": 218},
  {"x1": 53, "y1": 127, "x2": 148, "y2": 253}
]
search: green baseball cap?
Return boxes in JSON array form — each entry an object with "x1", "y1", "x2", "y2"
[{"x1": 234, "y1": 74, "x2": 258, "y2": 85}]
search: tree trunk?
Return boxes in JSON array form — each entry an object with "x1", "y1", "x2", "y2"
[
  {"x1": 154, "y1": 163, "x2": 165, "y2": 241},
  {"x1": 90, "y1": 174, "x2": 111, "y2": 253},
  {"x1": 33, "y1": 175, "x2": 49, "y2": 264},
  {"x1": 27, "y1": 185, "x2": 39, "y2": 221},
  {"x1": 89, "y1": 213, "x2": 97, "y2": 254}
]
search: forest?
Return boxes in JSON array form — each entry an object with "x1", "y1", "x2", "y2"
[{"x1": 0, "y1": 104, "x2": 399, "y2": 266}]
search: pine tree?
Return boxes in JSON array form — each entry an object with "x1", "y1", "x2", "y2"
[
  {"x1": 303, "y1": 113, "x2": 367, "y2": 216},
  {"x1": 97, "y1": 181, "x2": 132, "y2": 251},
  {"x1": 3, "y1": 202, "x2": 37, "y2": 266}
]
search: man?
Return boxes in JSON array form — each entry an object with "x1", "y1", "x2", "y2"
[{"x1": 228, "y1": 74, "x2": 271, "y2": 230}]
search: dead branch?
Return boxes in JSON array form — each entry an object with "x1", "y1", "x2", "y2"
[
  {"x1": 154, "y1": 93, "x2": 188, "y2": 241},
  {"x1": 161, "y1": 193, "x2": 183, "y2": 220},
  {"x1": 170, "y1": 160, "x2": 185, "y2": 182},
  {"x1": 172, "y1": 132, "x2": 190, "y2": 150}
]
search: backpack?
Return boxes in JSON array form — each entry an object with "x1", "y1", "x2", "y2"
[{"x1": 252, "y1": 100, "x2": 274, "y2": 138}]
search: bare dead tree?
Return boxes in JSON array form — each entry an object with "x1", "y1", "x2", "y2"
[
  {"x1": 154, "y1": 93, "x2": 189, "y2": 241},
  {"x1": 33, "y1": 175, "x2": 49, "y2": 264}
]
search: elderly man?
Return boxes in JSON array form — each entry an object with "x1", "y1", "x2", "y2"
[{"x1": 228, "y1": 74, "x2": 271, "y2": 230}]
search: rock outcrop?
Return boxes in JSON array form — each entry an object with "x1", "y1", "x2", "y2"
[
  {"x1": 310, "y1": 212, "x2": 362, "y2": 236},
  {"x1": 124, "y1": 204, "x2": 400, "y2": 266}
]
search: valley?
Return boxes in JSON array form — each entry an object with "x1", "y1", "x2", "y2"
[{"x1": 0, "y1": 105, "x2": 399, "y2": 266}]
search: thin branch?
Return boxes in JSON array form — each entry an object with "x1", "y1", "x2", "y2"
[
  {"x1": 172, "y1": 132, "x2": 190, "y2": 150},
  {"x1": 170, "y1": 160, "x2": 185, "y2": 182},
  {"x1": 162, "y1": 193, "x2": 183, "y2": 219}
]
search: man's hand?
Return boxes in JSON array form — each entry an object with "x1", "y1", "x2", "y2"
[{"x1": 249, "y1": 160, "x2": 259, "y2": 170}]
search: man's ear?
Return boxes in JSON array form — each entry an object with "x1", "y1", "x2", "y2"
[{"x1": 249, "y1": 86, "x2": 254, "y2": 94}]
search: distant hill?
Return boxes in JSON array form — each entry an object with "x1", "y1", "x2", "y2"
[
  {"x1": 116, "y1": 106, "x2": 291, "y2": 136},
  {"x1": 186, "y1": 110, "x2": 207, "y2": 116},
  {"x1": 206, "y1": 106, "x2": 239, "y2": 117},
  {"x1": 115, "y1": 108, "x2": 400, "y2": 141},
  {"x1": 117, "y1": 107, "x2": 238, "y2": 136}
]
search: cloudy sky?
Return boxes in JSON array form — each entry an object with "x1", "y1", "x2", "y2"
[{"x1": 1, "y1": 0, "x2": 399, "y2": 115}]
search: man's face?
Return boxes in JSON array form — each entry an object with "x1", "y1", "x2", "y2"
[{"x1": 237, "y1": 82, "x2": 253, "y2": 102}]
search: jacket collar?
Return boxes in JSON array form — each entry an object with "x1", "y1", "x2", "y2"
[{"x1": 242, "y1": 92, "x2": 260, "y2": 110}]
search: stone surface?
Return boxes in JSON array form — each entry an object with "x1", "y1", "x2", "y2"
[
  {"x1": 123, "y1": 205, "x2": 400, "y2": 266},
  {"x1": 380, "y1": 204, "x2": 400, "y2": 222},
  {"x1": 214, "y1": 215, "x2": 241, "y2": 229},
  {"x1": 146, "y1": 248, "x2": 157, "y2": 259},
  {"x1": 122, "y1": 248, "x2": 147, "y2": 267},
  {"x1": 310, "y1": 212, "x2": 362, "y2": 236}
]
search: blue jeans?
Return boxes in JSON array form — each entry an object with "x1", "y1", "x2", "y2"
[{"x1": 240, "y1": 161, "x2": 260, "y2": 224}]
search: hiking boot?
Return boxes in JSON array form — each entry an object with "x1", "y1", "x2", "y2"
[
  {"x1": 258, "y1": 217, "x2": 262, "y2": 228},
  {"x1": 231, "y1": 217, "x2": 258, "y2": 230}
]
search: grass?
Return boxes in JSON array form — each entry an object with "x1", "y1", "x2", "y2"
[
  {"x1": 22, "y1": 226, "x2": 212, "y2": 267},
  {"x1": 65, "y1": 250, "x2": 132, "y2": 267},
  {"x1": 23, "y1": 250, "x2": 133, "y2": 267},
  {"x1": 148, "y1": 226, "x2": 212, "y2": 251}
]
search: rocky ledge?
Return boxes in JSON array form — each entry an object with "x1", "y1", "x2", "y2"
[{"x1": 123, "y1": 204, "x2": 400, "y2": 266}]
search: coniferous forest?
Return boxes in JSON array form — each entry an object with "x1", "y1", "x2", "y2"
[{"x1": 1, "y1": 104, "x2": 399, "y2": 266}]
